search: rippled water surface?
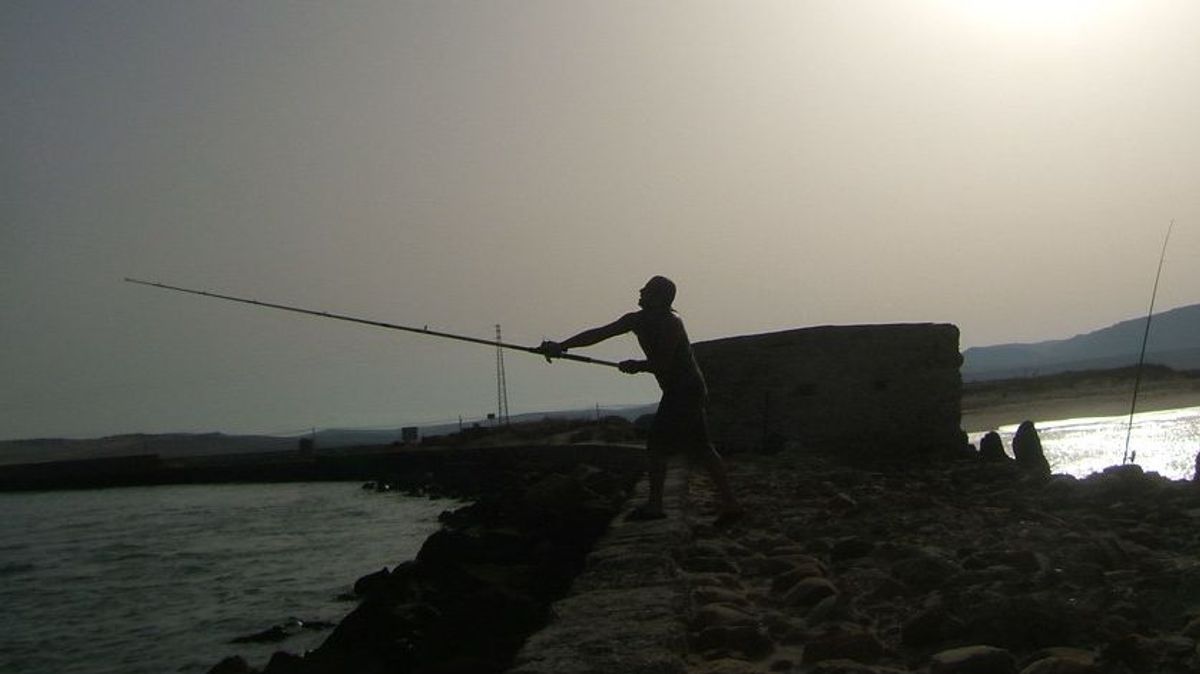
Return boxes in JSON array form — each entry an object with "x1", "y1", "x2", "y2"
[
  {"x1": 0, "y1": 483, "x2": 451, "y2": 673},
  {"x1": 969, "y1": 405, "x2": 1200, "y2": 480}
]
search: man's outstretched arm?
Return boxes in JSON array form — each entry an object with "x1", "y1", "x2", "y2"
[{"x1": 539, "y1": 313, "x2": 636, "y2": 359}]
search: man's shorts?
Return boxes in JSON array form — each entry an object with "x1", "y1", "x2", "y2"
[{"x1": 647, "y1": 387, "x2": 712, "y2": 456}]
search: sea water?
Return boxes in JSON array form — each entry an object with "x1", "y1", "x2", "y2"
[
  {"x1": 0, "y1": 482, "x2": 452, "y2": 674},
  {"x1": 968, "y1": 405, "x2": 1200, "y2": 480}
]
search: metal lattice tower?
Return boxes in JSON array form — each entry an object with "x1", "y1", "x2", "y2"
[{"x1": 495, "y1": 324, "x2": 510, "y2": 425}]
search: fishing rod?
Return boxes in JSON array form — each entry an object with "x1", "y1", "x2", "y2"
[
  {"x1": 1122, "y1": 219, "x2": 1175, "y2": 465},
  {"x1": 124, "y1": 278, "x2": 620, "y2": 369}
]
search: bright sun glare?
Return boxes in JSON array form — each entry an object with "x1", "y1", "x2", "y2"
[{"x1": 951, "y1": 0, "x2": 1105, "y2": 40}]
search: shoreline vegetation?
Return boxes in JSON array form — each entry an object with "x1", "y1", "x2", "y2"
[{"x1": 961, "y1": 365, "x2": 1200, "y2": 432}]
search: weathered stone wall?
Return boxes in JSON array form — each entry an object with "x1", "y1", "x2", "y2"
[{"x1": 693, "y1": 323, "x2": 962, "y2": 455}]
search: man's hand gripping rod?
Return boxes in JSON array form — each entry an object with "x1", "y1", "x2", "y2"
[{"x1": 124, "y1": 278, "x2": 620, "y2": 369}]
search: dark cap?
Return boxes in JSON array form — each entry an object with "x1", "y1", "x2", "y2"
[{"x1": 642, "y1": 276, "x2": 676, "y2": 308}]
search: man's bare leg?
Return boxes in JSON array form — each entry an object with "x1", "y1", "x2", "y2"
[
  {"x1": 699, "y1": 445, "x2": 743, "y2": 520},
  {"x1": 647, "y1": 452, "x2": 667, "y2": 514},
  {"x1": 627, "y1": 451, "x2": 668, "y2": 520}
]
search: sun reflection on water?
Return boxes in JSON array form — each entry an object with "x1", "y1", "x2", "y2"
[{"x1": 968, "y1": 406, "x2": 1200, "y2": 480}]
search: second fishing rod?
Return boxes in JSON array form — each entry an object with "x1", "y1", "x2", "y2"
[{"x1": 124, "y1": 278, "x2": 621, "y2": 369}]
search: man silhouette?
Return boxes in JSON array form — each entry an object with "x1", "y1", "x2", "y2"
[{"x1": 538, "y1": 276, "x2": 743, "y2": 524}]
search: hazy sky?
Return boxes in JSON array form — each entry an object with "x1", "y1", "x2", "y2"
[{"x1": 4, "y1": 1, "x2": 1198, "y2": 440}]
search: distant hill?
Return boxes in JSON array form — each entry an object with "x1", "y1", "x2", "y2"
[
  {"x1": 0, "y1": 404, "x2": 657, "y2": 466},
  {"x1": 962, "y1": 303, "x2": 1200, "y2": 381}
]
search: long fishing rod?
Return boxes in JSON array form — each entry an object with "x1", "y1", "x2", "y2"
[
  {"x1": 124, "y1": 278, "x2": 620, "y2": 369},
  {"x1": 1122, "y1": 219, "x2": 1175, "y2": 465}
]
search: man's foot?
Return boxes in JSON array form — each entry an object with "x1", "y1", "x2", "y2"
[
  {"x1": 712, "y1": 508, "x2": 745, "y2": 527},
  {"x1": 625, "y1": 505, "x2": 667, "y2": 522}
]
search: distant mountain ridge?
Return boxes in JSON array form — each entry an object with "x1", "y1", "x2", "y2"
[{"x1": 962, "y1": 303, "x2": 1200, "y2": 381}]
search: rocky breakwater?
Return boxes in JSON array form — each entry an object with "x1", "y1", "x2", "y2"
[
  {"x1": 208, "y1": 447, "x2": 643, "y2": 674},
  {"x1": 672, "y1": 446, "x2": 1200, "y2": 674}
]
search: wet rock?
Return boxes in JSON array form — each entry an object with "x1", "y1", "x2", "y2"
[
  {"x1": 771, "y1": 563, "x2": 827, "y2": 594},
  {"x1": 1100, "y1": 633, "x2": 1159, "y2": 671},
  {"x1": 683, "y1": 556, "x2": 742, "y2": 574},
  {"x1": 1012, "y1": 421, "x2": 1051, "y2": 478},
  {"x1": 979, "y1": 432, "x2": 1009, "y2": 462},
  {"x1": 523, "y1": 471, "x2": 589, "y2": 514},
  {"x1": 1088, "y1": 463, "x2": 1167, "y2": 502},
  {"x1": 693, "y1": 625, "x2": 775, "y2": 659},
  {"x1": 1017, "y1": 647, "x2": 1099, "y2": 674},
  {"x1": 740, "y1": 533, "x2": 793, "y2": 552},
  {"x1": 959, "y1": 592, "x2": 1081, "y2": 651},
  {"x1": 782, "y1": 577, "x2": 838, "y2": 607},
  {"x1": 801, "y1": 624, "x2": 885, "y2": 664},
  {"x1": 961, "y1": 548, "x2": 1047, "y2": 574},
  {"x1": 697, "y1": 658, "x2": 761, "y2": 673},
  {"x1": 1182, "y1": 615, "x2": 1200, "y2": 638},
  {"x1": 417, "y1": 526, "x2": 530, "y2": 567},
  {"x1": 828, "y1": 492, "x2": 859, "y2": 511},
  {"x1": 831, "y1": 536, "x2": 876, "y2": 562},
  {"x1": 810, "y1": 592, "x2": 864, "y2": 626},
  {"x1": 261, "y1": 651, "x2": 305, "y2": 674},
  {"x1": 1156, "y1": 633, "x2": 1197, "y2": 656},
  {"x1": 901, "y1": 604, "x2": 964, "y2": 647},
  {"x1": 1096, "y1": 614, "x2": 1136, "y2": 640},
  {"x1": 1041, "y1": 474, "x2": 1079, "y2": 502},
  {"x1": 686, "y1": 572, "x2": 744, "y2": 591},
  {"x1": 1018, "y1": 658, "x2": 1098, "y2": 674},
  {"x1": 230, "y1": 617, "x2": 331, "y2": 645},
  {"x1": 930, "y1": 645, "x2": 1016, "y2": 674},
  {"x1": 762, "y1": 609, "x2": 806, "y2": 641},
  {"x1": 207, "y1": 656, "x2": 255, "y2": 674},
  {"x1": 890, "y1": 549, "x2": 961, "y2": 592},
  {"x1": 695, "y1": 603, "x2": 757, "y2": 629},
  {"x1": 693, "y1": 586, "x2": 752, "y2": 607},
  {"x1": 352, "y1": 567, "x2": 390, "y2": 597},
  {"x1": 809, "y1": 660, "x2": 902, "y2": 674},
  {"x1": 752, "y1": 554, "x2": 825, "y2": 577}
]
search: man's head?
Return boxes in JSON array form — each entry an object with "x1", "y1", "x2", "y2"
[{"x1": 638, "y1": 276, "x2": 676, "y2": 310}]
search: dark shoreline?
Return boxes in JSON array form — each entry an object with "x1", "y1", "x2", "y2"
[
  {"x1": 0, "y1": 443, "x2": 637, "y2": 493},
  {"x1": 206, "y1": 443, "x2": 646, "y2": 674}
]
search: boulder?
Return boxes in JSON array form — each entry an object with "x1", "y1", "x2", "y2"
[
  {"x1": 1012, "y1": 421, "x2": 1051, "y2": 477},
  {"x1": 352, "y1": 567, "x2": 391, "y2": 598},
  {"x1": 831, "y1": 536, "x2": 876, "y2": 562},
  {"x1": 902, "y1": 605, "x2": 964, "y2": 647},
  {"x1": 693, "y1": 586, "x2": 752, "y2": 607},
  {"x1": 930, "y1": 645, "x2": 1016, "y2": 674},
  {"x1": 810, "y1": 660, "x2": 905, "y2": 673},
  {"x1": 801, "y1": 624, "x2": 885, "y2": 664},
  {"x1": 694, "y1": 603, "x2": 758, "y2": 630},
  {"x1": 261, "y1": 651, "x2": 306, "y2": 674},
  {"x1": 1018, "y1": 647, "x2": 1099, "y2": 674},
  {"x1": 782, "y1": 577, "x2": 838, "y2": 607},
  {"x1": 683, "y1": 556, "x2": 742, "y2": 574},
  {"x1": 890, "y1": 550, "x2": 961, "y2": 592},
  {"x1": 230, "y1": 618, "x2": 304, "y2": 644},
  {"x1": 771, "y1": 563, "x2": 827, "y2": 594},
  {"x1": 693, "y1": 625, "x2": 775, "y2": 659},
  {"x1": 207, "y1": 656, "x2": 255, "y2": 674},
  {"x1": 1018, "y1": 658, "x2": 1099, "y2": 674},
  {"x1": 979, "y1": 432, "x2": 1010, "y2": 462}
]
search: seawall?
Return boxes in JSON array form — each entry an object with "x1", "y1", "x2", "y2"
[{"x1": 508, "y1": 466, "x2": 693, "y2": 674}]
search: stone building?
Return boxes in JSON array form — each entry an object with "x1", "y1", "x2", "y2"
[{"x1": 693, "y1": 323, "x2": 962, "y2": 456}]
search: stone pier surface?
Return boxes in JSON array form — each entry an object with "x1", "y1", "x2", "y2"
[
  {"x1": 508, "y1": 467, "x2": 693, "y2": 674},
  {"x1": 514, "y1": 446, "x2": 1200, "y2": 674}
]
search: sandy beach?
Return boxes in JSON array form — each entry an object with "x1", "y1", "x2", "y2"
[{"x1": 961, "y1": 371, "x2": 1200, "y2": 433}]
